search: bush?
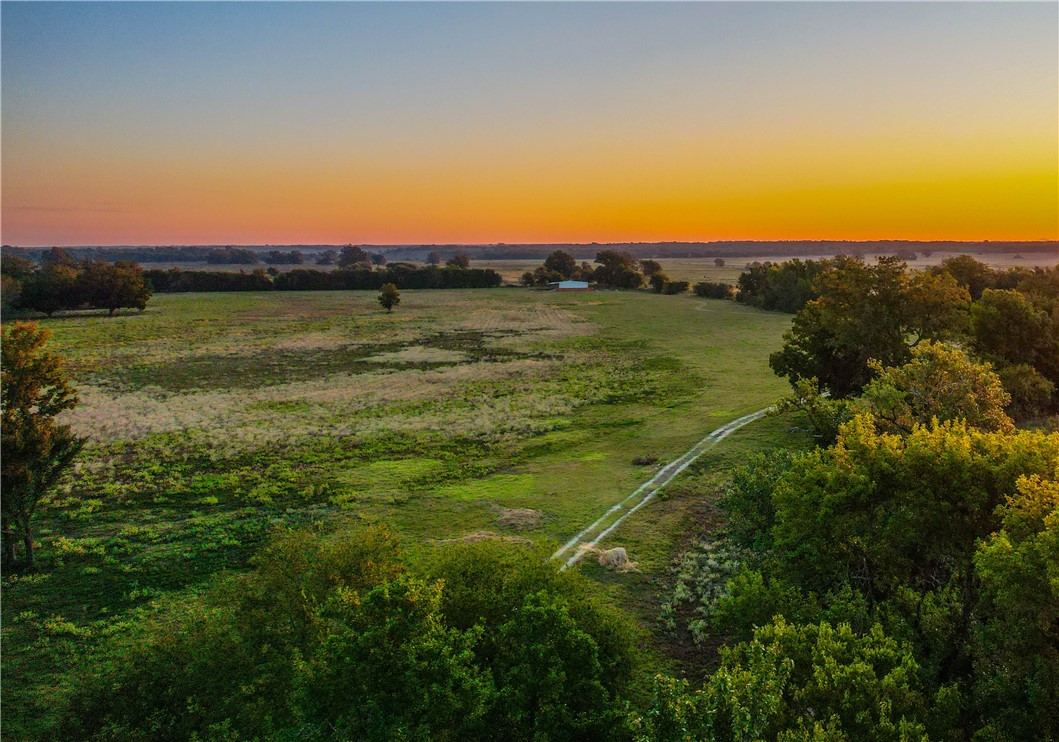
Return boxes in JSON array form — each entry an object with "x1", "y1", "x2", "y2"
[
  {"x1": 720, "y1": 450, "x2": 801, "y2": 553},
  {"x1": 661, "y1": 281, "x2": 690, "y2": 295},
  {"x1": 693, "y1": 281, "x2": 734, "y2": 299}
]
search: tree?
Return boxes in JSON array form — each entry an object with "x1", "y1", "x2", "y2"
[
  {"x1": 370, "y1": 252, "x2": 388, "y2": 266},
  {"x1": 714, "y1": 257, "x2": 725, "y2": 268},
  {"x1": 543, "y1": 250, "x2": 577, "y2": 278},
  {"x1": 770, "y1": 257, "x2": 969, "y2": 397},
  {"x1": 1, "y1": 255, "x2": 36, "y2": 310},
  {"x1": 378, "y1": 283, "x2": 400, "y2": 312},
  {"x1": 422, "y1": 540, "x2": 639, "y2": 740},
  {"x1": 932, "y1": 255, "x2": 997, "y2": 300},
  {"x1": 1, "y1": 254, "x2": 36, "y2": 280},
  {"x1": 427, "y1": 251, "x2": 442, "y2": 266},
  {"x1": 640, "y1": 259, "x2": 663, "y2": 277},
  {"x1": 973, "y1": 475, "x2": 1059, "y2": 739},
  {"x1": 649, "y1": 272, "x2": 670, "y2": 293},
  {"x1": 298, "y1": 577, "x2": 491, "y2": 740},
  {"x1": 316, "y1": 249, "x2": 338, "y2": 265},
  {"x1": 447, "y1": 253, "x2": 471, "y2": 269},
  {"x1": 338, "y1": 244, "x2": 370, "y2": 267},
  {"x1": 594, "y1": 250, "x2": 643, "y2": 288},
  {"x1": 971, "y1": 289, "x2": 1055, "y2": 372},
  {"x1": 1, "y1": 322, "x2": 84, "y2": 567},
  {"x1": 15, "y1": 263, "x2": 79, "y2": 316},
  {"x1": 859, "y1": 342, "x2": 1013, "y2": 435},
  {"x1": 75, "y1": 260, "x2": 152, "y2": 315},
  {"x1": 39, "y1": 246, "x2": 76, "y2": 268},
  {"x1": 736, "y1": 259, "x2": 827, "y2": 313},
  {"x1": 997, "y1": 364, "x2": 1055, "y2": 420},
  {"x1": 704, "y1": 619, "x2": 929, "y2": 741}
]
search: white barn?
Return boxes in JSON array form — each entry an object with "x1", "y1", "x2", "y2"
[{"x1": 547, "y1": 281, "x2": 592, "y2": 292}]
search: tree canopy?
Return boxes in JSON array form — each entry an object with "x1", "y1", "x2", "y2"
[{"x1": 770, "y1": 256, "x2": 969, "y2": 397}]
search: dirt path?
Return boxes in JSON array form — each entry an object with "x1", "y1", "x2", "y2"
[{"x1": 552, "y1": 407, "x2": 771, "y2": 569}]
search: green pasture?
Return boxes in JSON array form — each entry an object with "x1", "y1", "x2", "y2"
[{"x1": 2, "y1": 288, "x2": 795, "y2": 736}]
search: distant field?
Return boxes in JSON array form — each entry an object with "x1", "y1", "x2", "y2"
[
  {"x1": 1, "y1": 288, "x2": 798, "y2": 734},
  {"x1": 476, "y1": 251, "x2": 1059, "y2": 285}
]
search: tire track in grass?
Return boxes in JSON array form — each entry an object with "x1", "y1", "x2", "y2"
[{"x1": 553, "y1": 407, "x2": 771, "y2": 570}]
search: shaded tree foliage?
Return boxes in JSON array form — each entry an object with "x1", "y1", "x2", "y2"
[
  {"x1": 594, "y1": 250, "x2": 644, "y2": 288},
  {"x1": 263, "y1": 250, "x2": 305, "y2": 265},
  {"x1": 709, "y1": 416, "x2": 1059, "y2": 739},
  {"x1": 9, "y1": 259, "x2": 151, "y2": 316},
  {"x1": 769, "y1": 256, "x2": 969, "y2": 397},
  {"x1": 694, "y1": 282, "x2": 735, "y2": 299},
  {"x1": 337, "y1": 244, "x2": 370, "y2": 267},
  {"x1": 447, "y1": 253, "x2": 471, "y2": 269},
  {"x1": 736, "y1": 259, "x2": 827, "y2": 313},
  {"x1": 544, "y1": 249, "x2": 578, "y2": 278},
  {"x1": 205, "y1": 246, "x2": 259, "y2": 264},
  {"x1": 74, "y1": 260, "x2": 152, "y2": 315},
  {"x1": 524, "y1": 251, "x2": 595, "y2": 285},
  {"x1": 315, "y1": 249, "x2": 339, "y2": 265},
  {"x1": 54, "y1": 532, "x2": 643, "y2": 742}
]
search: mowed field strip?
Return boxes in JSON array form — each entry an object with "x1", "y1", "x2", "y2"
[{"x1": 553, "y1": 407, "x2": 771, "y2": 568}]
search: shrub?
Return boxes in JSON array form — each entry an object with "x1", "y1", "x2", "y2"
[
  {"x1": 997, "y1": 363, "x2": 1055, "y2": 420},
  {"x1": 694, "y1": 281, "x2": 734, "y2": 299}
]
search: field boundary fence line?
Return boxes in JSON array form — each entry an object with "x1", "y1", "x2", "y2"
[{"x1": 553, "y1": 406, "x2": 771, "y2": 570}]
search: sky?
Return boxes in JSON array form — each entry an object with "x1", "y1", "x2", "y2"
[{"x1": 2, "y1": 1, "x2": 1056, "y2": 246}]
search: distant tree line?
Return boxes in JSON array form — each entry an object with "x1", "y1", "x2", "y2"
[
  {"x1": 0, "y1": 244, "x2": 391, "y2": 267},
  {"x1": 2, "y1": 248, "x2": 151, "y2": 316},
  {"x1": 144, "y1": 264, "x2": 502, "y2": 293},
  {"x1": 382, "y1": 240, "x2": 1058, "y2": 262}
]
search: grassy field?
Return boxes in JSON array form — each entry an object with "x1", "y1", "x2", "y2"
[{"x1": 2, "y1": 287, "x2": 797, "y2": 735}]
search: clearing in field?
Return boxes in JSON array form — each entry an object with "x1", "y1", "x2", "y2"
[{"x1": 2, "y1": 288, "x2": 794, "y2": 734}]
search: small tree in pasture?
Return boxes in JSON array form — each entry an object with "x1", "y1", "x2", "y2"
[{"x1": 378, "y1": 283, "x2": 400, "y2": 312}]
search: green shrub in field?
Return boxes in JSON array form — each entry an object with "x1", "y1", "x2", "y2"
[
  {"x1": 693, "y1": 281, "x2": 734, "y2": 299},
  {"x1": 661, "y1": 281, "x2": 690, "y2": 295}
]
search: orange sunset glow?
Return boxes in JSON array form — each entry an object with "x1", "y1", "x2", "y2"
[{"x1": 2, "y1": 2, "x2": 1056, "y2": 245}]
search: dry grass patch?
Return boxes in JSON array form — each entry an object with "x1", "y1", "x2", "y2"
[
  {"x1": 434, "y1": 530, "x2": 534, "y2": 545},
  {"x1": 495, "y1": 507, "x2": 544, "y2": 530}
]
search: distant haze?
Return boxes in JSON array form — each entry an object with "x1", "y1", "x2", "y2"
[{"x1": 2, "y1": 2, "x2": 1056, "y2": 246}]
